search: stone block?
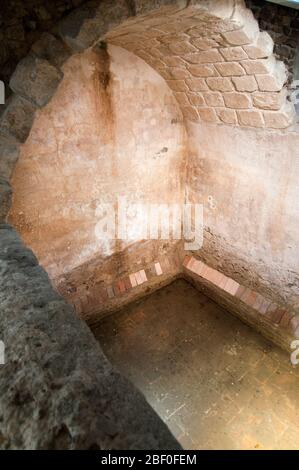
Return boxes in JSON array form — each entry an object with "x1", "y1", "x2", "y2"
[
  {"x1": 10, "y1": 54, "x2": 63, "y2": 108},
  {"x1": 222, "y1": 23, "x2": 258, "y2": 46},
  {"x1": 223, "y1": 92, "x2": 252, "y2": 109},
  {"x1": 215, "y1": 61, "x2": 245, "y2": 77},
  {"x1": 174, "y1": 92, "x2": 190, "y2": 106},
  {"x1": 220, "y1": 46, "x2": 248, "y2": 61},
  {"x1": 168, "y1": 41, "x2": 197, "y2": 55},
  {"x1": 0, "y1": 94, "x2": 36, "y2": 142},
  {"x1": 159, "y1": 68, "x2": 173, "y2": 80},
  {"x1": 232, "y1": 75, "x2": 257, "y2": 92},
  {"x1": 206, "y1": 77, "x2": 234, "y2": 92},
  {"x1": 243, "y1": 32, "x2": 274, "y2": 59},
  {"x1": 59, "y1": 0, "x2": 131, "y2": 51},
  {"x1": 184, "y1": 49, "x2": 224, "y2": 64},
  {"x1": 163, "y1": 56, "x2": 186, "y2": 67},
  {"x1": 168, "y1": 67, "x2": 190, "y2": 79},
  {"x1": 241, "y1": 57, "x2": 275, "y2": 75},
  {"x1": 196, "y1": 107, "x2": 218, "y2": 123},
  {"x1": 216, "y1": 108, "x2": 238, "y2": 125},
  {"x1": 252, "y1": 90, "x2": 287, "y2": 111},
  {"x1": 167, "y1": 80, "x2": 189, "y2": 92},
  {"x1": 186, "y1": 78, "x2": 208, "y2": 92},
  {"x1": 190, "y1": 37, "x2": 219, "y2": 50},
  {"x1": 203, "y1": 92, "x2": 224, "y2": 107},
  {"x1": 255, "y1": 62, "x2": 287, "y2": 92},
  {"x1": 181, "y1": 105, "x2": 199, "y2": 122},
  {"x1": 263, "y1": 103, "x2": 296, "y2": 129},
  {"x1": 237, "y1": 109, "x2": 264, "y2": 128},
  {"x1": 187, "y1": 64, "x2": 217, "y2": 77},
  {"x1": 31, "y1": 33, "x2": 71, "y2": 69},
  {"x1": 187, "y1": 92, "x2": 205, "y2": 106}
]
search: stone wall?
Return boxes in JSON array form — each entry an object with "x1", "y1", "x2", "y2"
[
  {"x1": 0, "y1": 0, "x2": 299, "y2": 449},
  {"x1": 8, "y1": 44, "x2": 187, "y2": 281},
  {"x1": 0, "y1": 0, "x2": 87, "y2": 92},
  {"x1": 186, "y1": 120, "x2": 299, "y2": 313},
  {"x1": 0, "y1": 225, "x2": 180, "y2": 449},
  {"x1": 245, "y1": 0, "x2": 299, "y2": 83},
  {"x1": 104, "y1": 0, "x2": 296, "y2": 129}
]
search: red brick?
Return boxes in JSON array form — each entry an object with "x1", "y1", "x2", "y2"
[
  {"x1": 183, "y1": 255, "x2": 191, "y2": 268},
  {"x1": 118, "y1": 279, "x2": 126, "y2": 294},
  {"x1": 124, "y1": 276, "x2": 132, "y2": 291},
  {"x1": 113, "y1": 282, "x2": 120, "y2": 296},
  {"x1": 269, "y1": 308, "x2": 285, "y2": 325}
]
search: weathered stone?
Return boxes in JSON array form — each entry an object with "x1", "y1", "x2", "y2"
[
  {"x1": 263, "y1": 103, "x2": 296, "y2": 129},
  {"x1": 222, "y1": 24, "x2": 258, "y2": 46},
  {"x1": 223, "y1": 92, "x2": 252, "y2": 109},
  {"x1": 232, "y1": 75, "x2": 257, "y2": 92},
  {"x1": 163, "y1": 56, "x2": 186, "y2": 67},
  {"x1": 181, "y1": 105, "x2": 199, "y2": 122},
  {"x1": 0, "y1": 226, "x2": 181, "y2": 449},
  {"x1": 190, "y1": 37, "x2": 219, "y2": 50},
  {"x1": 168, "y1": 67, "x2": 190, "y2": 79},
  {"x1": 216, "y1": 108, "x2": 238, "y2": 124},
  {"x1": 167, "y1": 80, "x2": 189, "y2": 92},
  {"x1": 197, "y1": 107, "x2": 218, "y2": 123},
  {"x1": 184, "y1": 49, "x2": 224, "y2": 64},
  {"x1": 237, "y1": 109, "x2": 264, "y2": 127},
  {"x1": 0, "y1": 178, "x2": 12, "y2": 222},
  {"x1": 215, "y1": 61, "x2": 245, "y2": 77},
  {"x1": 59, "y1": 0, "x2": 131, "y2": 52},
  {"x1": 10, "y1": 54, "x2": 63, "y2": 108},
  {"x1": 187, "y1": 64, "x2": 217, "y2": 77},
  {"x1": 206, "y1": 77, "x2": 234, "y2": 92},
  {"x1": 174, "y1": 92, "x2": 190, "y2": 106},
  {"x1": 31, "y1": 33, "x2": 72, "y2": 69},
  {"x1": 168, "y1": 41, "x2": 196, "y2": 55},
  {"x1": 220, "y1": 46, "x2": 248, "y2": 61},
  {"x1": 0, "y1": 94, "x2": 36, "y2": 142},
  {"x1": 187, "y1": 92, "x2": 205, "y2": 106},
  {"x1": 252, "y1": 90, "x2": 287, "y2": 111},
  {"x1": 158, "y1": 68, "x2": 173, "y2": 80},
  {"x1": 203, "y1": 92, "x2": 224, "y2": 107},
  {"x1": 243, "y1": 31, "x2": 274, "y2": 59},
  {"x1": 255, "y1": 62, "x2": 287, "y2": 92},
  {"x1": 0, "y1": 136, "x2": 20, "y2": 180},
  {"x1": 186, "y1": 78, "x2": 209, "y2": 92},
  {"x1": 241, "y1": 57, "x2": 275, "y2": 75}
]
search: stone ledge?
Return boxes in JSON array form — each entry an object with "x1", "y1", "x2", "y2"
[{"x1": 0, "y1": 226, "x2": 180, "y2": 450}]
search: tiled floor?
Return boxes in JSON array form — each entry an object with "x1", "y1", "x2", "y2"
[{"x1": 92, "y1": 279, "x2": 299, "y2": 450}]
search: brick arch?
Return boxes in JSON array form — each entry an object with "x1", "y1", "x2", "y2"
[
  {"x1": 0, "y1": 0, "x2": 296, "y2": 223},
  {"x1": 62, "y1": 0, "x2": 295, "y2": 129}
]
